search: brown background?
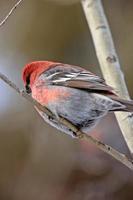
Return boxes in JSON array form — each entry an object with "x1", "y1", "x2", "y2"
[{"x1": 0, "y1": 0, "x2": 133, "y2": 199}]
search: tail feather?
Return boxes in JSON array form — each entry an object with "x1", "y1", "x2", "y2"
[{"x1": 110, "y1": 95, "x2": 133, "y2": 112}]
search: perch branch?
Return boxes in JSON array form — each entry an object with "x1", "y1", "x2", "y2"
[
  {"x1": 0, "y1": 72, "x2": 133, "y2": 170},
  {"x1": 0, "y1": 0, "x2": 24, "y2": 27},
  {"x1": 81, "y1": 0, "x2": 133, "y2": 154}
]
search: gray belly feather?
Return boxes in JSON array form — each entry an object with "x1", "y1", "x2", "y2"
[{"x1": 36, "y1": 87, "x2": 122, "y2": 137}]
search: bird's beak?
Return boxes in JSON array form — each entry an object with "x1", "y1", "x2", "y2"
[{"x1": 25, "y1": 84, "x2": 31, "y2": 94}]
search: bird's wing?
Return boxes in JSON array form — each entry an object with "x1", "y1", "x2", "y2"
[{"x1": 40, "y1": 64, "x2": 115, "y2": 94}]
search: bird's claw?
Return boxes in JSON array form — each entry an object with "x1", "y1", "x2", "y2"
[
  {"x1": 72, "y1": 130, "x2": 84, "y2": 139},
  {"x1": 48, "y1": 115, "x2": 54, "y2": 121}
]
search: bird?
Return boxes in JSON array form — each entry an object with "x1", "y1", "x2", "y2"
[{"x1": 22, "y1": 61, "x2": 133, "y2": 137}]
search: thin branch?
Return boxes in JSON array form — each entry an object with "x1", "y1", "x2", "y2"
[
  {"x1": 81, "y1": 0, "x2": 133, "y2": 154},
  {"x1": 0, "y1": 0, "x2": 24, "y2": 27},
  {"x1": 0, "y1": 72, "x2": 133, "y2": 170}
]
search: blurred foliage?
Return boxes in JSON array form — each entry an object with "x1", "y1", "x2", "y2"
[{"x1": 0, "y1": 0, "x2": 133, "y2": 199}]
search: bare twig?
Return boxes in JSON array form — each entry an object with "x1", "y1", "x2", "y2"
[
  {"x1": 81, "y1": 0, "x2": 133, "y2": 154},
  {"x1": 0, "y1": 0, "x2": 24, "y2": 27},
  {"x1": 0, "y1": 72, "x2": 133, "y2": 170}
]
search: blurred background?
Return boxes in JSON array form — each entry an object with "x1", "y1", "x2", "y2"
[{"x1": 0, "y1": 0, "x2": 133, "y2": 199}]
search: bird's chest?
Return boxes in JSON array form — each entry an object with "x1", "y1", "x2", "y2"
[{"x1": 31, "y1": 83, "x2": 70, "y2": 106}]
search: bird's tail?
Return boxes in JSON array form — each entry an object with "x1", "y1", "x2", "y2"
[{"x1": 110, "y1": 95, "x2": 133, "y2": 112}]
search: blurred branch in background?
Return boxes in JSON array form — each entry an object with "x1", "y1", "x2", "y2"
[
  {"x1": 81, "y1": 0, "x2": 133, "y2": 154},
  {"x1": 0, "y1": 0, "x2": 23, "y2": 27}
]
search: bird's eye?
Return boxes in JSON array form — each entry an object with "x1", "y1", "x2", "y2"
[{"x1": 25, "y1": 75, "x2": 31, "y2": 94}]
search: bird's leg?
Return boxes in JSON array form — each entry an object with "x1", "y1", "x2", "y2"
[
  {"x1": 71, "y1": 129, "x2": 84, "y2": 139},
  {"x1": 48, "y1": 115, "x2": 54, "y2": 121}
]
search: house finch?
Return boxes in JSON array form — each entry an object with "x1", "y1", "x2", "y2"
[{"x1": 22, "y1": 61, "x2": 133, "y2": 137}]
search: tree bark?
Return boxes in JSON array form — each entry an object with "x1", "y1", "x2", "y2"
[{"x1": 81, "y1": 0, "x2": 133, "y2": 154}]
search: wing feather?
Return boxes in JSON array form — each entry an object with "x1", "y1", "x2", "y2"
[{"x1": 40, "y1": 64, "x2": 115, "y2": 94}]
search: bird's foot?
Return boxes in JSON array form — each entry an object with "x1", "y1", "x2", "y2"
[{"x1": 72, "y1": 130, "x2": 84, "y2": 139}]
